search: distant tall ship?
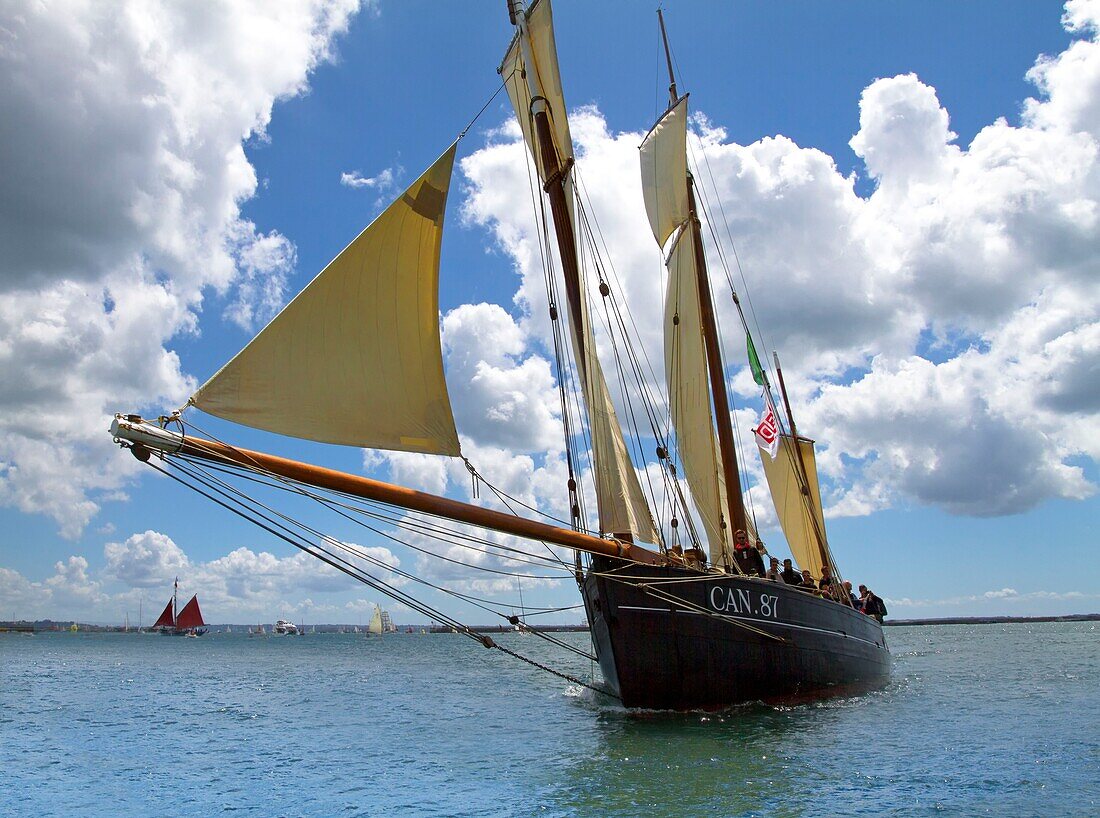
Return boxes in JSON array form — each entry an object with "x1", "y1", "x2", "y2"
[{"x1": 151, "y1": 578, "x2": 207, "y2": 637}]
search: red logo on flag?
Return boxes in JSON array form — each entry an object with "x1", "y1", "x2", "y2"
[{"x1": 754, "y1": 405, "x2": 779, "y2": 458}]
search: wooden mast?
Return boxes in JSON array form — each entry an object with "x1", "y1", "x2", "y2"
[
  {"x1": 657, "y1": 8, "x2": 678, "y2": 102},
  {"x1": 511, "y1": 1, "x2": 640, "y2": 541},
  {"x1": 510, "y1": 1, "x2": 586, "y2": 372},
  {"x1": 658, "y1": 12, "x2": 749, "y2": 542},
  {"x1": 112, "y1": 416, "x2": 663, "y2": 566}
]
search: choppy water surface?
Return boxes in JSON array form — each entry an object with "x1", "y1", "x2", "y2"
[{"x1": 1, "y1": 622, "x2": 1097, "y2": 816}]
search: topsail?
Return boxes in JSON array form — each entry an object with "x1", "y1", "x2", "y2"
[{"x1": 640, "y1": 96, "x2": 691, "y2": 247}]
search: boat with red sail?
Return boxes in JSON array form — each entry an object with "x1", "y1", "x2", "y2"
[{"x1": 151, "y1": 578, "x2": 207, "y2": 637}]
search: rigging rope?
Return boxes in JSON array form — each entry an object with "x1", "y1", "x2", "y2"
[{"x1": 138, "y1": 446, "x2": 618, "y2": 698}]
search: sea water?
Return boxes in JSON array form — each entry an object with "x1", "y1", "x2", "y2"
[{"x1": 1, "y1": 622, "x2": 1096, "y2": 817}]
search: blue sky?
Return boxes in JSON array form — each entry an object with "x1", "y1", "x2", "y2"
[{"x1": 0, "y1": 0, "x2": 1096, "y2": 625}]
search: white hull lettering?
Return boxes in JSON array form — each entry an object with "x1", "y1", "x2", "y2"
[{"x1": 708, "y1": 586, "x2": 780, "y2": 620}]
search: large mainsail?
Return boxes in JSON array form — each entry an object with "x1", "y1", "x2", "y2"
[
  {"x1": 759, "y1": 434, "x2": 829, "y2": 579},
  {"x1": 191, "y1": 146, "x2": 461, "y2": 456},
  {"x1": 501, "y1": 0, "x2": 657, "y2": 543},
  {"x1": 175, "y1": 595, "x2": 205, "y2": 630},
  {"x1": 663, "y1": 225, "x2": 732, "y2": 563},
  {"x1": 641, "y1": 97, "x2": 745, "y2": 564}
]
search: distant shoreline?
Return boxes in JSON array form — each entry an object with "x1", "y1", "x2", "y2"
[
  {"x1": 883, "y1": 613, "x2": 1099, "y2": 626},
  {"x1": 2, "y1": 613, "x2": 1097, "y2": 633}
]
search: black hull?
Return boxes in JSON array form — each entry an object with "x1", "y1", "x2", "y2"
[{"x1": 582, "y1": 557, "x2": 891, "y2": 710}]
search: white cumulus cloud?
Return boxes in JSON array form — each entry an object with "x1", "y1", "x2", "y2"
[{"x1": 0, "y1": 0, "x2": 361, "y2": 537}]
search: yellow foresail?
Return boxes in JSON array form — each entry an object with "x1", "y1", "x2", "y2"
[
  {"x1": 191, "y1": 145, "x2": 461, "y2": 455},
  {"x1": 639, "y1": 96, "x2": 690, "y2": 247},
  {"x1": 501, "y1": 0, "x2": 657, "y2": 543},
  {"x1": 759, "y1": 434, "x2": 828, "y2": 578}
]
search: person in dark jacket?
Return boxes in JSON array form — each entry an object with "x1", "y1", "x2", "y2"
[
  {"x1": 732, "y1": 529, "x2": 765, "y2": 576},
  {"x1": 780, "y1": 559, "x2": 801, "y2": 585},
  {"x1": 862, "y1": 588, "x2": 887, "y2": 622}
]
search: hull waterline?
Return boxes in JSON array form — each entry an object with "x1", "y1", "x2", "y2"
[{"x1": 583, "y1": 557, "x2": 891, "y2": 710}]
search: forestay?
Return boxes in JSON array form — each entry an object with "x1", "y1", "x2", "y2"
[{"x1": 191, "y1": 145, "x2": 461, "y2": 456}]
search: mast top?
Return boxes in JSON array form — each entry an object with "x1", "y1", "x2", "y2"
[{"x1": 657, "y1": 9, "x2": 679, "y2": 106}]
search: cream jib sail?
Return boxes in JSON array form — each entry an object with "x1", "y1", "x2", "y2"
[{"x1": 192, "y1": 146, "x2": 460, "y2": 456}]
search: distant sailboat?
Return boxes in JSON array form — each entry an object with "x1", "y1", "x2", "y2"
[
  {"x1": 368, "y1": 605, "x2": 384, "y2": 636},
  {"x1": 151, "y1": 578, "x2": 207, "y2": 636}
]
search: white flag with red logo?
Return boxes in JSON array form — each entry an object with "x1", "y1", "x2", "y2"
[{"x1": 754, "y1": 398, "x2": 780, "y2": 459}]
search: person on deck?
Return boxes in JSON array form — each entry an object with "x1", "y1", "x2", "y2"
[
  {"x1": 843, "y1": 580, "x2": 859, "y2": 608},
  {"x1": 818, "y1": 564, "x2": 837, "y2": 593},
  {"x1": 753, "y1": 541, "x2": 768, "y2": 577},
  {"x1": 799, "y1": 569, "x2": 818, "y2": 592},
  {"x1": 780, "y1": 559, "x2": 801, "y2": 585},
  {"x1": 862, "y1": 588, "x2": 887, "y2": 623},
  {"x1": 732, "y1": 529, "x2": 765, "y2": 577},
  {"x1": 765, "y1": 557, "x2": 782, "y2": 582}
]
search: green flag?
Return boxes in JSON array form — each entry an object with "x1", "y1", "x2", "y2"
[{"x1": 746, "y1": 334, "x2": 766, "y2": 386}]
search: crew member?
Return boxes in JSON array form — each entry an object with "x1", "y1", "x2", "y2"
[
  {"x1": 780, "y1": 559, "x2": 801, "y2": 584},
  {"x1": 732, "y1": 529, "x2": 764, "y2": 576}
]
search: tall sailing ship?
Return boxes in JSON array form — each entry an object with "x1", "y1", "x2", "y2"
[
  {"x1": 151, "y1": 578, "x2": 208, "y2": 637},
  {"x1": 111, "y1": 1, "x2": 889, "y2": 709}
]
